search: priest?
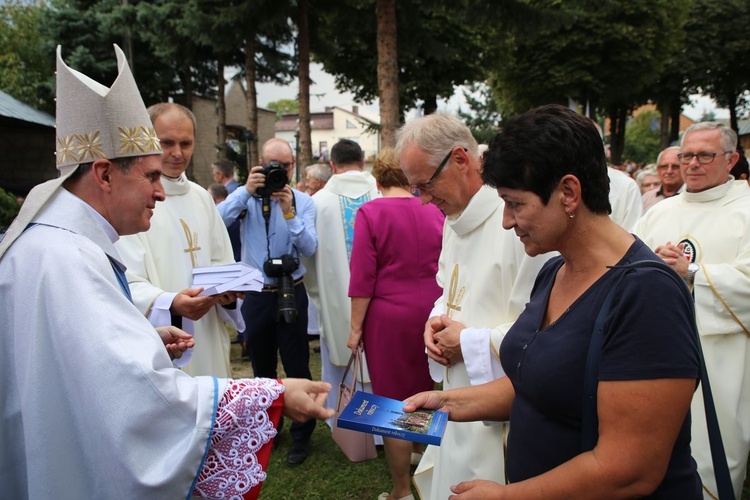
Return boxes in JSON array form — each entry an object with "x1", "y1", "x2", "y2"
[
  {"x1": 305, "y1": 139, "x2": 380, "y2": 421},
  {"x1": 115, "y1": 102, "x2": 242, "y2": 378},
  {"x1": 0, "y1": 44, "x2": 332, "y2": 499}
]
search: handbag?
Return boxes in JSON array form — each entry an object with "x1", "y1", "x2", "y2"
[
  {"x1": 582, "y1": 260, "x2": 734, "y2": 499},
  {"x1": 332, "y1": 345, "x2": 378, "y2": 462}
]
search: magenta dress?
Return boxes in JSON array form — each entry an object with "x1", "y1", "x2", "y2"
[{"x1": 348, "y1": 197, "x2": 444, "y2": 400}]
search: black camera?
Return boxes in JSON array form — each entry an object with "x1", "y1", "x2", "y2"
[
  {"x1": 263, "y1": 254, "x2": 300, "y2": 324},
  {"x1": 256, "y1": 160, "x2": 289, "y2": 198}
]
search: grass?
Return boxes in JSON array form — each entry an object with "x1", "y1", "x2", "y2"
[
  {"x1": 231, "y1": 338, "x2": 750, "y2": 500},
  {"x1": 230, "y1": 339, "x2": 396, "y2": 499}
]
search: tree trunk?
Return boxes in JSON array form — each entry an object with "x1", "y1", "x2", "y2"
[
  {"x1": 376, "y1": 0, "x2": 398, "y2": 149},
  {"x1": 657, "y1": 101, "x2": 670, "y2": 150},
  {"x1": 245, "y1": 38, "x2": 259, "y2": 169},
  {"x1": 422, "y1": 94, "x2": 437, "y2": 115},
  {"x1": 669, "y1": 99, "x2": 680, "y2": 146},
  {"x1": 608, "y1": 106, "x2": 627, "y2": 166},
  {"x1": 297, "y1": 0, "x2": 313, "y2": 180},
  {"x1": 727, "y1": 91, "x2": 739, "y2": 132},
  {"x1": 217, "y1": 57, "x2": 227, "y2": 160}
]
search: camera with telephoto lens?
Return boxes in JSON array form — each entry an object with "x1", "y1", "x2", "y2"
[
  {"x1": 256, "y1": 160, "x2": 289, "y2": 198},
  {"x1": 263, "y1": 254, "x2": 300, "y2": 324}
]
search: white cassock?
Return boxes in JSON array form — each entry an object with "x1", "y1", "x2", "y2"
[
  {"x1": 414, "y1": 186, "x2": 551, "y2": 500},
  {"x1": 116, "y1": 174, "x2": 242, "y2": 378},
  {"x1": 608, "y1": 166, "x2": 642, "y2": 231},
  {"x1": 634, "y1": 179, "x2": 750, "y2": 499},
  {"x1": 0, "y1": 188, "x2": 280, "y2": 498},
  {"x1": 304, "y1": 170, "x2": 379, "y2": 425}
]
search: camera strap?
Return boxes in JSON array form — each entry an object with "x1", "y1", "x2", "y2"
[{"x1": 261, "y1": 190, "x2": 298, "y2": 267}]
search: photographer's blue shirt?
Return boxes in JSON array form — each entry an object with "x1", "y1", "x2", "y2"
[{"x1": 218, "y1": 186, "x2": 317, "y2": 285}]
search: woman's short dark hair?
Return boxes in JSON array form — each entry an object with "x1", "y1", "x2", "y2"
[{"x1": 481, "y1": 104, "x2": 611, "y2": 214}]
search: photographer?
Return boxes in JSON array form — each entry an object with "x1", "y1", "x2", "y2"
[{"x1": 218, "y1": 138, "x2": 318, "y2": 466}]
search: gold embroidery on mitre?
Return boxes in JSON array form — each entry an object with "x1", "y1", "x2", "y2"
[
  {"x1": 180, "y1": 219, "x2": 201, "y2": 267},
  {"x1": 446, "y1": 264, "x2": 466, "y2": 319},
  {"x1": 56, "y1": 135, "x2": 79, "y2": 165},
  {"x1": 118, "y1": 126, "x2": 148, "y2": 154},
  {"x1": 140, "y1": 125, "x2": 161, "y2": 152},
  {"x1": 74, "y1": 131, "x2": 106, "y2": 162}
]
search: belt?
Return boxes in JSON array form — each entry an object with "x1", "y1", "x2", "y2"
[{"x1": 261, "y1": 277, "x2": 304, "y2": 292}]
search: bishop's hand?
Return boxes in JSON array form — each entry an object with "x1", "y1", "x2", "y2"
[{"x1": 171, "y1": 287, "x2": 217, "y2": 321}]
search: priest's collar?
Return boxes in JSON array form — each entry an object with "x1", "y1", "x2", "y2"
[
  {"x1": 683, "y1": 177, "x2": 734, "y2": 203},
  {"x1": 161, "y1": 172, "x2": 190, "y2": 196},
  {"x1": 446, "y1": 185, "x2": 502, "y2": 237}
]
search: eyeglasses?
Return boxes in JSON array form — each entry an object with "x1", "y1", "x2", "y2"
[
  {"x1": 656, "y1": 163, "x2": 680, "y2": 171},
  {"x1": 677, "y1": 151, "x2": 733, "y2": 165},
  {"x1": 279, "y1": 161, "x2": 294, "y2": 170},
  {"x1": 410, "y1": 147, "x2": 465, "y2": 193}
]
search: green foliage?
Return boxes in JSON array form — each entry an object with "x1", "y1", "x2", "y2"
[
  {"x1": 267, "y1": 98, "x2": 300, "y2": 119},
  {"x1": 685, "y1": 0, "x2": 750, "y2": 126},
  {"x1": 0, "y1": 187, "x2": 21, "y2": 232},
  {"x1": 458, "y1": 83, "x2": 502, "y2": 144},
  {"x1": 622, "y1": 110, "x2": 661, "y2": 164},
  {"x1": 309, "y1": 0, "x2": 490, "y2": 116},
  {"x1": 0, "y1": 0, "x2": 55, "y2": 112}
]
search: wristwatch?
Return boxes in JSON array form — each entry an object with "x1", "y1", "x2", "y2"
[
  {"x1": 283, "y1": 208, "x2": 296, "y2": 220},
  {"x1": 685, "y1": 263, "x2": 700, "y2": 285}
]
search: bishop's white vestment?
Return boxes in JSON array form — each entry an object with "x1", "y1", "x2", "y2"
[
  {"x1": 116, "y1": 174, "x2": 241, "y2": 378},
  {"x1": 414, "y1": 186, "x2": 551, "y2": 500},
  {"x1": 305, "y1": 170, "x2": 380, "y2": 422},
  {"x1": 634, "y1": 179, "x2": 750, "y2": 499},
  {"x1": 0, "y1": 188, "x2": 282, "y2": 498}
]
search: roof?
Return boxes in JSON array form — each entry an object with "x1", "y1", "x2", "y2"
[
  {"x1": 274, "y1": 106, "x2": 378, "y2": 132},
  {"x1": 276, "y1": 111, "x2": 334, "y2": 132},
  {"x1": 0, "y1": 90, "x2": 55, "y2": 128}
]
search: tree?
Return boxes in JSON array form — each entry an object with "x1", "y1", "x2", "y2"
[
  {"x1": 458, "y1": 83, "x2": 502, "y2": 144},
  {"x1": 310, "y1": 0, "x2": 490, "y2": 119},
  {"x1": 0, "y1": 0, "x2": 54, "y2": 112},
  {"x1": 296, "y1": 0, "x2": 313, "y2": 172},
  {"x1": 685, "y1": 0, "x2": 750, "y2": 131},
  {"x1": 487, "y1": 0, "x2": 683, "y2": 164},
  {"x1": 376, "y1": 0, "x2": 398, "y2": 147},
  {"x1": 267, "y1": 99, "x2": 300, "y2": 117},
  {"x1": 623, "y1": 110, "x2": 661, "y2": 164}
]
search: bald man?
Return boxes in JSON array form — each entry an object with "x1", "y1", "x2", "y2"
[{"x1": 217, "y1": 138, "x2": 319, "y2": 466}]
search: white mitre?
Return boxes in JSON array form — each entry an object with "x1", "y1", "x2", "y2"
[{"x1": 0, "y1": 44, "x2": 161, "y2": 259}]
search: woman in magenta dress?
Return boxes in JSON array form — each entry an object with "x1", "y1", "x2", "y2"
[{"x1": 348, "y1": 147, "x2": 444, "y2": 500}]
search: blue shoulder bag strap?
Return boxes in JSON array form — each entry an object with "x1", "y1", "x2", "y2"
[{"x1": 581, "y1": 259, "x2": 734, "y2": 500}]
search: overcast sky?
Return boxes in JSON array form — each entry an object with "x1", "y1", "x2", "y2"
[{"x1": 254, "y1": 62, "x2": 728, "y2": 122}]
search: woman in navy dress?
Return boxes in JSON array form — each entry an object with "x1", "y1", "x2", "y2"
[{"x1": 404, "y1": 105, "x2": 702, "y2": 499}]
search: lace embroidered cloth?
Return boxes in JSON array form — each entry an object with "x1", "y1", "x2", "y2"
[{"x1": 193, "y1": 378, "x2": 284, "y2": 499}]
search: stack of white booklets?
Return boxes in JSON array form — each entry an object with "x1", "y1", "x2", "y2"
[{"x1": 192, "y1": 262, "x2": 263, "y2": 297}]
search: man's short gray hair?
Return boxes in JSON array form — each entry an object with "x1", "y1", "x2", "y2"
[
  {"x1": 395, "y1": 113, "x2": 478, "y2": 167},
  {"x1": 305, "y1": 163, "x2": 332, "y2": 183},
  {"x1": 681, "y1": 122, "x2": 737, "y2": 152},
  {"x1": 656, "y1": 146, "x2": 680, "y2": 166}
]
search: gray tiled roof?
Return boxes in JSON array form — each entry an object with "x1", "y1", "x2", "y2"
[{"x1": 0, "y1": 89, "x2": 55, "y2": 128}]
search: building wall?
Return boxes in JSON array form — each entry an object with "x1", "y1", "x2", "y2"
[
  {"x1": 278, "y1": 107, "x2": 380, "y2": 166},
  {"x1": 191, "y1": 84, "x2": 275, "y2": 188},
  {"x1": 0, "y1": 120, "x2": 56, "y2": 195}
]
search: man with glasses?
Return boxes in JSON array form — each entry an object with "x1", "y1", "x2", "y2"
[
  {"x1": 634, "y1": 121, "x2": 750, "y2": 498},
  {"x1": 642, "y1": 146, "x2": 684, "y2": 212},
  {"x1": 305, "y1": 139, "x2": 379, "y2": 429},
  {"x1": 218, "y1": 137, "x2": 319, "y2": 466},
  {"x1": 396, "y1": 114, "x2": 551, "y2": 499}
]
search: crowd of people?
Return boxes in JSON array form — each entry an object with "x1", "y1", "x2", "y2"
[{"x1": 2, "y1": 44, "x2": 750, "y2": 500}]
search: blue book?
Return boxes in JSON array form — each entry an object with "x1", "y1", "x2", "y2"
[{"x1": 336, "y1": 391, "x2": 449, "y2": 446}]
